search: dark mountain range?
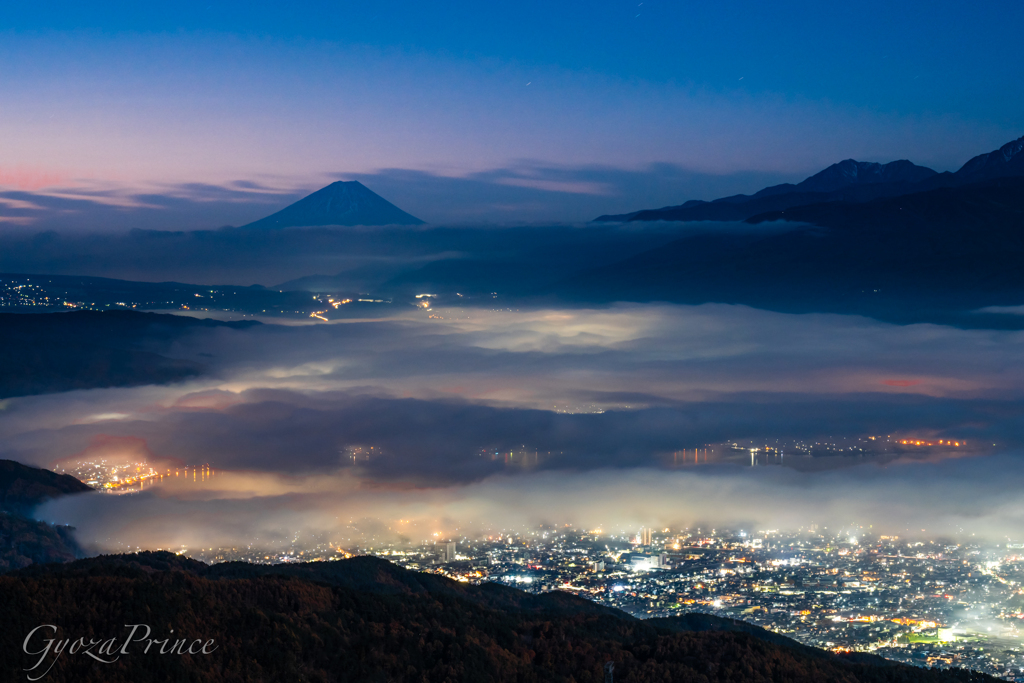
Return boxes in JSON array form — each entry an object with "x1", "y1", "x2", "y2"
[
  {"x1": 711, "y1": 158, "x2": 938, "y2": 206},
  {"x1": 240, "y1": 180, "x2": 425, "y2": 228},
  {"x1": 788, "y1": 159, "x2": 939, "y2": 193},
  {"x1": 953, "y1": 135, "x2": 1024, "y2": 183},
  {"x1": 747, "y1": 174, "x2": 1024, "y2": 233},
  {"x1": 593, "y1": 183, "x2": 918, "y2": 223},
  {"x1": 561, "y1": 174, "x2": 1024, "y2": 326},
  {"x1": 0, "y1": 310, "x2": 257, "y2": 399},
  {"x1": 564, "y1": 136, "x2": 1024, "y2": 325},
  {"x1": 0, "y1": 551, "x2": 995, "y2": 683},
  {"x1": 597, "y1": 134, "x2": 1024, "y2": 223}
]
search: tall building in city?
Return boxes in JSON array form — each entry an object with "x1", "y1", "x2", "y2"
[
  {"x1": 640, "y1": 527, "x2": 652, "y2": 546},
  {"x1": 443, "y1": 541, "x2": 457, "y2": 563}
]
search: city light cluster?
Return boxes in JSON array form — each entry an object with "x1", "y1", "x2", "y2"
[{"x1": 180, "y1": 525, "x2": 1024, "y2": 680}]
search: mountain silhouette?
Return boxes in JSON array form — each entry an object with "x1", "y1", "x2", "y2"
[
  {"x1": 951, "y1": 134, "x2": 1024, "y2": 183},
  {"x1": 787, "y1": 158, "x2": 938, "y2": 192},
  {"x1": 597, "y1": 135, "x2": 1024, "y2": 223},
  {"x1": 241, "y1": 180, "x2": 424, "y2": 228},
  {"x1": 562, "y1": 174, "x2": 1024, "y2": 327},
  {"x1": 727, "y1": 158, "x2": 938, "y2": 202}
]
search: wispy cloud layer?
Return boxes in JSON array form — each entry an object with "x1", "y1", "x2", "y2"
[{"x1": 0, "y1": 163, "x2": 800, "y2": 230}]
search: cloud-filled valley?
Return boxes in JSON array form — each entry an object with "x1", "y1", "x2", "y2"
[
  {"x1": 6, "y1": 132, "x2": 1024, "y2": 557},
  {"x1": 1, "y1": 301, "x2": 1021, "y2": 552}
]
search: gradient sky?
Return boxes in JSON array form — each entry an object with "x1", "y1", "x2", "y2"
[{"x1": 2, "y1": 0, "x2": 1023, "y2": 225}]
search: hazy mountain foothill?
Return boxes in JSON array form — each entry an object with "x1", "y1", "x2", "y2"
[
  {"x1": 0, "y1": 459, "x2": 93, "y2": 516},
  {"x1": 0, "y1": 310, "x2": 257, "y2": 399},
  {"x1": 0, "y1": 460, "x2": 92, "y2": 572},
  {"x1": 0, "y1": 550, "x2": 998, "y2": 682}
]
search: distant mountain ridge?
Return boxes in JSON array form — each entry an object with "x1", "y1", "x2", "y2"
[
  {"x1": 241, "y1": 180, "x2": 424, "y2": 228},
  {"x1": 597, "y1": 134, "x2": 1024, "y2": 222},
  {"x1": 955, "y1": 135, "x2": 1024, "y2": 181},
  {"x1": 728, "y1": 158, "x2": 938, "y2": 202},
  {"x1": 559, "y1": 173, "x2": 1024, "y2": 327},
  {"x1": 795, "y1": 158, "x2": 938, "y2": 191}
]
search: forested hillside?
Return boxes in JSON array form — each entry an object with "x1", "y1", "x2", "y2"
[{"x1": 0, "y1": 552, "x2": 997, "y2": 683}]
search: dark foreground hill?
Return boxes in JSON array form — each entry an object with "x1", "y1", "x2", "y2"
[{"x1": 0, "y1": 551, "x2": 996, "y2": 683}]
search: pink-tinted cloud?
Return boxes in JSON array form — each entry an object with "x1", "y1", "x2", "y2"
[{"x1": 0, "y1": 165, "x2": 67, "y2": 191}]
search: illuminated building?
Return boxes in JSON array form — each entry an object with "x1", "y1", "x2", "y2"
[{"x1": 443, "y1": 541, "x2": 457, "y2": 563}]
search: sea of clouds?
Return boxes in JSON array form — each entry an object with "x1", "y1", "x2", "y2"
[{"x1": 0, "y1": 301, "x2": 1018, "y2": 551}]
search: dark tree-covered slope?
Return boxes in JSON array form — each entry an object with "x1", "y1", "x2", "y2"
[
  {"x1": 0, "y1": 459, "x2": 92, "y2": 515},
  {"x1": 0, "y1": 552, "x2": 997, "y2": 683},
  {"x1": 0, "y1": 461, "x2": 90, "y2": 571},
  {"x1": 0, "y1": 512, "x2": 81, "y2": 572}
]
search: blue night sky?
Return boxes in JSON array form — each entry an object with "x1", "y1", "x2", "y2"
[{"x1": 2, "y1": 0, "x2": 1022, "y2": 226}]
